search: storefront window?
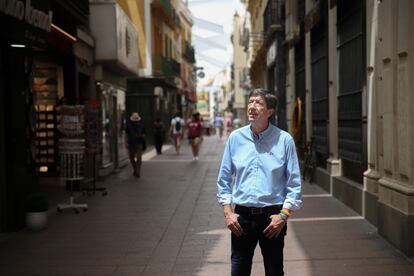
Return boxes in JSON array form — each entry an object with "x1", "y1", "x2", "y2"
[{"x1": 117, "y1": 89, "x2": 128, "y2": 161}]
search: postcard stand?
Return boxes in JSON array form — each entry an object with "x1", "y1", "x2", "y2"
[{"x1": 57, "y1": 105, "x2": 88, "y2": 214}]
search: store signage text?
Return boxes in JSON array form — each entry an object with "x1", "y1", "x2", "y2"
[{"x1": 0, "y1": 0, "x2": 53, "y2": 32}]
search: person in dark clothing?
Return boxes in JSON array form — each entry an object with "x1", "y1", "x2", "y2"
[
  {"x1": 153, "y1": 117, "x2": 165, "y2": 155},
  {"x1": 125, "y1": 112, "x2": 146, "y2": 178}
]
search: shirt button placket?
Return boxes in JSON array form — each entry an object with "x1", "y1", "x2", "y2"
[{"x1": 254, "y1": 142, "x2": 259, "y2": 187}]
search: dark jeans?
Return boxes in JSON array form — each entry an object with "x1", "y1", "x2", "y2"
[
  {"x1": 232, "y1": 205, "x2": 287, "y2": 276},
  {"x1": 128, "y1": 144, "x2": 143, "y2": 176}
]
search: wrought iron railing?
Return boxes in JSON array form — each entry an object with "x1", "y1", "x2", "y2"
[
  {"x1": 263, "y1": 0, "x2": 284, "y2": 41},
  {"x1": 153, "y1": 0, "x2": 172, "y2": 15},
  {"x1": 153, "y1": 55, "x2": 180, "y2": 77},
  {"x1": 183, "y1": 42, "x2": 195, "y2": 63}
]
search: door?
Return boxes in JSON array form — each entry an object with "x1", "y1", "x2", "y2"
[
  {"x1": 311, "y1": 0, "x2": 329, "y2": 168},
  {"x1": 337, "y1": 0, "x2": 366, "y2": 182}
]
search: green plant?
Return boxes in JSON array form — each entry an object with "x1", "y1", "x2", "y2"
[{"x1": 25, "y1": 193, "x2": 49, "y2": 212}]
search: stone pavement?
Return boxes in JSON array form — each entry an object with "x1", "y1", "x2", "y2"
[{"x1": 0, "y1": 136, "x2": 414, "y2": 276}]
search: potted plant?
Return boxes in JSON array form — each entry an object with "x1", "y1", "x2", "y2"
[{"x1": 25, "y1": 192, "x2": 49, "y2": 231}]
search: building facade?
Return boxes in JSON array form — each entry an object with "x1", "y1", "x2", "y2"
[
  {"x1": 125, "y1": 0, "x2": 196, "y2": 140},
  {"x1": 90, "y1": 0, "x2": 140, "y2": 174},
  {"x1": 231, "y1": 13, "x2": 248, "y2": 126},
  {"x1": 243, "y1": 0, "x2": 414, "y2": 256}
]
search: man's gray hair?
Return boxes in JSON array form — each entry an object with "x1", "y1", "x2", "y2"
[{"x1": 248, "y1": 88, "x2": 277, "y2": 110}]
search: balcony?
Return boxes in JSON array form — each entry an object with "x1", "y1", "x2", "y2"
[
  {"x1": 153, "y1": 55, "x2": 180, "y2": 78},
  {"x1": 173, "y1": 9, "x2": 181, "y2": 28},
  {"x1": 152, "y1": 0, "x2": 172, "y2": 15},
  {"x1": 152, "y1": 0, "x2": 181, "y2": 29},
  {"x1": 263, "y1": 0, "x2": 283, "y2": 44},
  {"x1": 249, "y1": 31, "x2": 264, "y2": 60},
  {"x1": 182, "y1": 42, "x2": 195, "y2": 63},
  {"x1": 90, "y1": 2, "x2": 139, "y2": 77}
]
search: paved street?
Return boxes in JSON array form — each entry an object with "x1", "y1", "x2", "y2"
[{"x1": 0, "y1": 136, "x2": 414, "y2": 276}]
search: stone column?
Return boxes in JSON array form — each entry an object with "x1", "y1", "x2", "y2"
[
  {"x1": 285, "y1": 0, "x2": 297, "y2": 134},
  {"x1": 377, "y1": 0, "x2": 414, "y2": 256},
  {"x1": 286, "y1": 48, "x2": 295, "y2": 133},
  {"x1": 326, "y1": 2, "x2": 341, "y2": 194},
  {"x1": 362, "y1": 0, "x2": 380, "y2": 225},
  {"x1": 305, "y1": 0, "x2": 312, "y2": 142}
]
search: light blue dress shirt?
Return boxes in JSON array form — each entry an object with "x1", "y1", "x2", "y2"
[{"x1": 217, "y1": 124, "x2": 303, "y2": 211}]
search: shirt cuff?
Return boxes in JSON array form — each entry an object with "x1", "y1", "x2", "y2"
[
  {"x1": 218, "y1": 194, "x2": 232, "y2": 206},
  {"x1": 282, "y1": 200, "x2": 303, "y2": 212}
]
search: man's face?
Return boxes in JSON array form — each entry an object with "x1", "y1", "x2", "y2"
[{"x1": 247, "y1": 95, "x2": 274, "y2": 123}]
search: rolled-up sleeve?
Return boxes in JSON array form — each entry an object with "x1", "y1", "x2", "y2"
[
  {"x1": 283, "y1": 137, "x2": 303, "y2": 211},
  {"x1": 217, "y1": 140, "x2": 234, "y2": 205}
]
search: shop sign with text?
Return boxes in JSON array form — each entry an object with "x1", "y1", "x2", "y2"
[{"x1": 0, "y1": 0, "x2": 52, "y2": 47}]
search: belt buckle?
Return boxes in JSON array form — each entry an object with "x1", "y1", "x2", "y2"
[{"x1": 251, "y1": 207, "x2": 262, "y2": 215}]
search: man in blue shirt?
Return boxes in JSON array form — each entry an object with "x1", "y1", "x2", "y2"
[{"x1": 217, "y1": 88, "x2": 302, "y2": 276}]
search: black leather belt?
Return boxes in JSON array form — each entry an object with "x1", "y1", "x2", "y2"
[{"x1": 235, "y1": 204, "x2": 283, "y2": 215}]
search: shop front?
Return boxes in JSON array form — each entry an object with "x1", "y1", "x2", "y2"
[
  {"x1": 32, "y1": 1, "x2": 95, "y2": 192},
  {"x1": 0, "y1": 0, "x2": 53, "y2": 231},
  {"x1": 90, "y1": 1, "x2": 139, "y2": 175},
  {"x1": 96, "y1": 83, "x2": 128, "y2": 170}
]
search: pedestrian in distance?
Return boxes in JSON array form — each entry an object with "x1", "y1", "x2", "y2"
[
  {"x1": 214, "y1": 113, "x2": 224, "y2": 139},
  {"x1": 217, "y1": 88, "x2": 302, "y2": 276},
  {"x1": 153, "y1": 117, "x2": 165, "y2": 155},
  {"x1": 225, "y1": 115, "x2": 233, "y2": 136},
  {"x1": 125, "y1": 112, "x2": 146, "y2": 178},
  {"x1": 187, "y1": 111, "x2": 203, "y2": 161},
  {"x1": 170, "y1": 112, "x2": 185, "y2": 154}
]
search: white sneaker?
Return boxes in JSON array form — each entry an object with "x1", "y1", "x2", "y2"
[
  {"x1": 195, "y1": 156, "x2": 199, "y2": 161},
  {"x1": 192, "y1": 157, "x2": 196, "y2": 161}
]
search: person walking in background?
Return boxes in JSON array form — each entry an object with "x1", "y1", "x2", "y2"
[
  {"x1": 187, "y1": 111, "x2": 203, "y2": 161},
  {"x1": 214, "y1": 113, "x2": 224, "y2": 139},
  {"x1": 125, "y1": 112, "x2": 146, "y2": 178},
  {"x1": 153, "y1": 117, "x2": 165, "y2": 155},
  {"x1": 225, "y1": 115, "x2": 233, "y2": 136},
  {"x1": 217, "y1": 88, "x2": 302, "y2": 275},
  {"x1": 170, "y1": 112, "x2": 185, "y2": 154}
]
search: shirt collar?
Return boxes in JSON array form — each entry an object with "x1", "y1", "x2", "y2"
[{"x1": 250, "y1": 123, "x2": 273, "y2": 141}]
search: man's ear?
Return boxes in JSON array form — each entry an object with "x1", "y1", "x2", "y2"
[{"x1": 267, "y1": 108, "x2": 275, "y2": 118}]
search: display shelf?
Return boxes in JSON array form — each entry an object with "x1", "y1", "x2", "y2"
[{"x1": 35, "y1": 104, "x2": 57, "y2": 173}]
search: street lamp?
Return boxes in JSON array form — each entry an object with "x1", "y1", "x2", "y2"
[{"x1": 193, "y1": 66, "x2": 205, "y2": 78}]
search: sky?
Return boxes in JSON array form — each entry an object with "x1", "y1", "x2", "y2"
[{"x1": 187, "y1": 0, "x2": 244, "y2": 83}]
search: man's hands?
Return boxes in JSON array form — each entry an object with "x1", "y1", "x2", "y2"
[
  {"x1": 223, "y1": 205, "x2": 244, "y2": 237},
  {"x1": 225, "y1": 212, "x2": 244, "y2": 237},
  {"x1": 223, "y1": 205, "x2": 289, "y2": 239},
  {"x1": 263, "y1": 215, "x2": 286, "y2": 239}
]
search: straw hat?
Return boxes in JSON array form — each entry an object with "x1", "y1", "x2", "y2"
[{"x1": 130, "y1": 112, "x2": 141, "y2": 122}]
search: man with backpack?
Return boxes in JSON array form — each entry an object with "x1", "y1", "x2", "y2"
[{"x1": 170, "y1": 112, "x2": 185, "y2": 154}]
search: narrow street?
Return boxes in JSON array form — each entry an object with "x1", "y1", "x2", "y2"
[{"x1": 0, "y1": 136, "x2": 413, "y2": 276}]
